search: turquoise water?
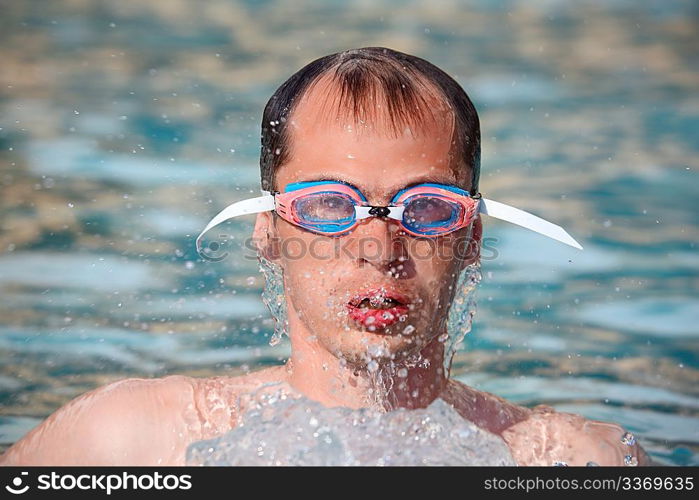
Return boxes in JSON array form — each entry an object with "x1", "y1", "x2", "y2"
[{"x1": 0, "y1": 0, "x2": 697, "y2": 465}]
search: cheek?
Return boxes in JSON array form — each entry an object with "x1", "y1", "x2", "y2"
[
  {"x1": 276, "y1": 228, "x2": 347, "y2": 316},
  {"x1": 408, "y1": 239, "x2": 465, "y2": 315},
  {"x1": 277, "y1": 223, "x2": 357, "y2": 282},
  {"x1": 408, "y1": 238, "x2": 461, "y2": 282},
  {"x1": 276, "y1": 223, "x2": 339, "y2": 267}
]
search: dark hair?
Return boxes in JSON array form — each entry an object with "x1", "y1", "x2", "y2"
[{"x1": 260, "y1": 47, "x2": 481, "y2": 194}]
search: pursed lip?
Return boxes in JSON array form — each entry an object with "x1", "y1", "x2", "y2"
[{"x1": 345, "y1": 287, "x2": 413, "y2": 331}]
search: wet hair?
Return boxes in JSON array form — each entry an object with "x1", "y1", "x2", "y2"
[{"x1": 260, "y1": 46, "x2": 481, "y2": 194}]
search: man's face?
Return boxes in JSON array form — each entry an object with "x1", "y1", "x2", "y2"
[{"x1": 258, "y1": 76, "x2": 481, "y2": 368}]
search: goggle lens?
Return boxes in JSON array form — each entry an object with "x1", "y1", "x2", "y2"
[
  {"x1": 402, "y1": 195, "x2": 462, "y2": 234},
  {"x1": 293, "y1": 191, "x2": 356, "y2": 230}
]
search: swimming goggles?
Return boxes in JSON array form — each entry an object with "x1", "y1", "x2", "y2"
[{"x1": 195, "y1": 180, "x2": 583, "y2": 255}]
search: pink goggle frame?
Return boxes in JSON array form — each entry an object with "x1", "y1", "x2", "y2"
[{"x1": 273, "y1": 181, "x2": 480, "y2": 238}]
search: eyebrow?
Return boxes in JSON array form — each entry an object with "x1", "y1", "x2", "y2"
[{"x1": 300, "y1": 173, "x2": 459, "y2": 196}]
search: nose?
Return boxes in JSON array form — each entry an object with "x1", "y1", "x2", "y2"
[{"x1": 351, "y1": 213, "x2": 407, "y2": 271}]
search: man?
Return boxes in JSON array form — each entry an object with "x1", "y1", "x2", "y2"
[{"x1": 0, "y1": 47, "x2": 650, "y2": 466}]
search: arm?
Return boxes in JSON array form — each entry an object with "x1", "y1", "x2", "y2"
[
  {"x1": 0, "y1": 375, "x2": 198, "y2": 466},
  {"x1": 501, "y1": 405, "x2": 653, "y2": 466}
]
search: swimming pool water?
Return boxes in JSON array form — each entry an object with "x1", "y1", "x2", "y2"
[{"x1": 0, "y1": 0, "x2": 697, "y2": 465}]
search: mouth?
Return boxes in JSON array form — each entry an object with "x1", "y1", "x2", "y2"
[{"x1": 346, "y1": 288, "x2": 412, "y2": 331}]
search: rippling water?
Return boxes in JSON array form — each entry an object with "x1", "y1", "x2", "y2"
[{"x1": 0, "y1": 0, "x2": 697, "y2": 465}]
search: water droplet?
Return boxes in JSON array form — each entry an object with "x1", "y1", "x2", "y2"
[
  {"x1": 624, "y1": 455, "x2": 638, "y2": 466},
  {"x1": 621, "y1": 431, "x2": 636, "y2": 446},
  {"x1": 552, "y1": 461, "x2": 568, "y2": 466},
  {"x1": 586, "y1": 461, "x2": 599, "y2": 466},
  {"x1": 402, "y1": 325, "x2": 415, "y2": 335},
  {"x1": 367, "y1": 360, "x2": 379, "y2": 372},
  {"x1": 185, "y1": 261, "x2": 194, "y2": 269},
  {"x1": 246, "y1": 276, "x2": 256, "y2": 286},
  {"x1": 397, "y1": 368, "x2": 408, "y2": 378}
]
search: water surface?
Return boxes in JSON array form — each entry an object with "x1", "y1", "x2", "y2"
[{"x1": 0, "y1": 0, "x2": 697, "y2": 465}]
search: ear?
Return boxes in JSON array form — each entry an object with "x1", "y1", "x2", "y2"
[
  {"x1": 253, "y1": 211, "x2": 281, "y2": 261},
  {"x1": 459, "y1": 214, "x2": 482, "y2": 271}
]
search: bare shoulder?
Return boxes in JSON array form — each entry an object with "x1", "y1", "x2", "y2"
[
  {"x1": 0, "y1": 375, "x2": 198, "y2": 466},
  {"x1": 190, "y1": 364, "x2": 296, "y2": 419},
  {"x1": 500, "y1": 405, "x2": 653, "y2": 466},
  {"x1": 441, "y1": 379, "x2": 532, "y2": 435},
  {"x1": 0, "y1": 366, "x2": 294, "y2": 466}
]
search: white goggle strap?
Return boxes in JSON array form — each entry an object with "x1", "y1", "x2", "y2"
[
  {"x1": 358, "y1": 200, "x2": 583, "y2": 249},
  {"x1": 479, "y1": 197, "x2": 583, "y2": 250},
  {"x1": 196, "y1": 191, "x2": 582, "y2": 253},
  {"x1": 195, "y1": 190, "x2": 275, "y2": 254}
]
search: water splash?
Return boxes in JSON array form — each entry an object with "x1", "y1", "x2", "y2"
[
  {"x1": 443, "y1": 262, "x2": 482, "y2": 376},
  {"x1": 359, "y1": 262, "x2": 481, "y2": 410},
  {"x1": 258, "y1": 254, "x2": 288, "y2": 346},
  {"x1": 185, "y1": 388, "x2": 515, "y2": 466}
]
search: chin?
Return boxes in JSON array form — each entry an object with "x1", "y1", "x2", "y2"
[{"x1": 324, "y1": 327, "x2": 431, "y2": 369}]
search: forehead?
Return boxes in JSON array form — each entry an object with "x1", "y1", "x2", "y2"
[
  {"x1": 292, "y1": 71, "x2": 454, "y2": 141},
  {"x1": 277, "y1": 74, "x2": 464, "y2": 199}
]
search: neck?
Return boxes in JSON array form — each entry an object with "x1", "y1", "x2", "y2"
[{"x1": 284, "y1": 304, "x2": 449, "y2": 411}]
